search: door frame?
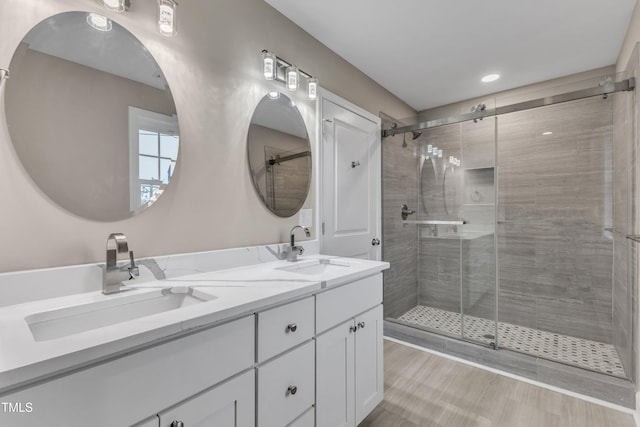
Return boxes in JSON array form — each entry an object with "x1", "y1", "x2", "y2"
[{"x1": 316, "y1": 88, "x2": 382, "y2": 258}]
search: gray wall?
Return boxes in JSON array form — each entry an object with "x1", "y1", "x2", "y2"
[
  {"x1": 0, "y1": 0, "x2": 415, "y2": 272},
  {"x1": 497, "y1": 96, "x2": 615, "y2": 344},
  {"x1": 381, "y1": 114, "x2": 418, "y2": 319}
]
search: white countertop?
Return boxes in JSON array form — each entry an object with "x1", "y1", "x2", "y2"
[{"x1": 0, "y1": 255, "x2": 388, "y2": 393}]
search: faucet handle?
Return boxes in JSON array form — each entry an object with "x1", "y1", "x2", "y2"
[{"x1": 128, "y1": 251, "x2": 139, "y2": 280}]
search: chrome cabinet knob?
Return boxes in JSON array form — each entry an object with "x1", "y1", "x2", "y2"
[
  {"x1": 287, "y1": 323, "x2": 298, "y2": 333},
  {"x1": 349, "y1": 325, "x2": 358, "y2": 333},
  {"x1": 358, "y1": 321, "x2": 366, "y2": 329},
  {"x1": 288, "y1": 385, "x2": 298, "y2": 395},
  {"x1": 171, "y1": 421, "x2": 184, "y2": 427}
]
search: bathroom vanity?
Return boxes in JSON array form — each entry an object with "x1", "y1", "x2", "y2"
[{"x1": 0, "y1": 253, "x2": 387, "y2": 427}]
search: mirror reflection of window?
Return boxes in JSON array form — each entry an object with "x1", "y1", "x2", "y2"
[{"x1": 129, "y1": 107, "x2": 179, "y2": 210}]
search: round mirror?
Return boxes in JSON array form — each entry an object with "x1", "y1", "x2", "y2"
[
  {"x1": 247, "y1": 92, "x2": 311, "y2": 217},
  {"x1": 4, "y1": 12, "x2": 179, "y2": 221}
]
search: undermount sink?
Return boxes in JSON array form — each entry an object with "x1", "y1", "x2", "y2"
[
  {"x1": 277, "y1": 258, "x2": 354, "y2": 276},
  {"x1": 25, "y1": 287, "x2": 216, "y2": 342}
]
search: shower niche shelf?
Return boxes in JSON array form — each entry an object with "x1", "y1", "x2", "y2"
[{"x1": 464, "y1": 167, "x2": 494, "y2": 206}]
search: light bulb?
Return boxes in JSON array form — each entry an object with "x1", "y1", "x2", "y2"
[
  {"x1": 102, "y1": 0, "x2": 124, "y2": 12},
  {"x1": 158, "y1": 0, "x2": 177, "y2": 37},
  {"x1": 307, "y1": 77, "x2": 318, "y2": 100},
  {"x1": 87, "y1": 13, "x2": 112, "y2": 31},
  {"x1": 286, "y1": 65, "x2": 299, "y2": 91},
  {"x1": 438, "y1": 149, "x2": 443, "y2": 158},
  {"x1": 456, "y1": 159, "x2": 461, "y2": 166},
  {"x1": 263, "y1": 51, "x2": 276, "y2": 81},
  {"x1": 449, "y1": 156, "x2": 454, "y2": 164},
  {"x1": 427, "y1": 144, "x2": 433, "y2": 153}
]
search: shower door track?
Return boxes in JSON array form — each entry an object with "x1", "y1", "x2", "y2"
[{"x1": 383, "y1": 78, "x2": 635, "y2": 136}]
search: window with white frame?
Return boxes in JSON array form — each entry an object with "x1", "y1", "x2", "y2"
[{"x1": 129, "y1": 106, "x2": 179, "y2": 211}]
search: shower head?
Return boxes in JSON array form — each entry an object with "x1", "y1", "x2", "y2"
[{"x1": 411, "y1": 131, "x2": 422, "y2": 140}]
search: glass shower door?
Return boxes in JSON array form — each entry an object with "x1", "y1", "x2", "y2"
[{"x1": 414, "y1": 112, "x2": 497, "y2": 347}]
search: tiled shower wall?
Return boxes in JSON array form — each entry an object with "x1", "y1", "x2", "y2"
[
  {"x1": 497, "y1": 97, "x2": 615, "y2": 345},
  {"x1": 613, "y1": 45, "x2": 638, "y2": 380},
  {"x1": 381, "y1": 115, "x2": 419, "y2": 319}
]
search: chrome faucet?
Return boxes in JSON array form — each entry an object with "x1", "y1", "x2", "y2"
[
  {"x1": 287, "y1": 225, "x2": 310, "y2": 262},
  {"x1": 102, "y1": 233, "x2": 139, "y2": 294}
]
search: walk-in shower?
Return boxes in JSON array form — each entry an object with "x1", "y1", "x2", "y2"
[{"x1": 381, "y1": 73, "x2": 637, "y2": 399}]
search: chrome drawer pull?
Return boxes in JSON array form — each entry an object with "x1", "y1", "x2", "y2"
[
  {"x1": 358, "y1": 321, "x2": 366, "y2": 329},
  {"x1": 349, "y1": 325, "x2": 358, "y2": 333},
  {"x1": 287, "y1": 323, "x2": 298, "y2": 333},
  {"x1": 288, "y1": 385, "x2": 298, "y2": 395},
  {"x1": 171, "y1": 421, "x2": 184, "y2": 427}
]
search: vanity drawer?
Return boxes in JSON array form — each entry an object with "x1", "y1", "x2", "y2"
[
  {"x1": 316, "y1": 273, "x2": 382, "y2": 333},
  {"x1": 257, "y1": 340, "x2": 315, "y2": 427},
  {"x1": 257, "y1": 296, "x2": 314, "y2": 362}
]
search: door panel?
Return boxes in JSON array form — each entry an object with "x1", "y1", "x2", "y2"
[
  {"x1": 316, "y1": 319, "x2": 355, "y2": 427},
  {"x1": 355, "y1": 305, "x2": 384, "y2": 424},
  {"x1": 321, "y1": 96, "x2": 381, "y2": 260}
]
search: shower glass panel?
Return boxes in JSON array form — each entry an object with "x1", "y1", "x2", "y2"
[
  {"x1": 496, "y1": 95, "x2": 623, "y2": 376},
  {"x1": 383, "y1": 73, "x2": 633, "y2": 379},
  {"x1": 393, "y1": 103, "x2": 497, "y2": 348}
]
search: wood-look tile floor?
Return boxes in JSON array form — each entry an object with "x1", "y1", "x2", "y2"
[{"x1": 359, "y1": 340, "x2": 635, "y2": 427}]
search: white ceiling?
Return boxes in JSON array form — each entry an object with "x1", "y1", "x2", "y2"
[{"x1": 265, "y1": 0, "x2": 636, "y2": 111}]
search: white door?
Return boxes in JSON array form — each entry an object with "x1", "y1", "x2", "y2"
[
  {"x1": 354, "y1": 305, "x2": 384, "y2": 424},
  {"x1": 320, "y1": 93, "x2": 381, "y2": 260},
  {"x1": 316, "y1": 319, "x2": 355, "y2": 427}
]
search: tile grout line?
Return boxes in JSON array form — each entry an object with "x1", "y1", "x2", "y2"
[{"x1": 384, "y1": 336, "x2": 636, "y2": 417}]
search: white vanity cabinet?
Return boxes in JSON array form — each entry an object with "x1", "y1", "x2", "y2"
[
  {"x1": 256, "y1": 297, "x2": 315, "y2": 427},
  {"x1": 157, "y1": 370, "x2": 255, "y2": 427},
  {"x1": 0, "y1": 315, "x2": 255, "y2": 427},
  {"x1": 315, "y1": 274, "x2": 384, "y2": 427}
]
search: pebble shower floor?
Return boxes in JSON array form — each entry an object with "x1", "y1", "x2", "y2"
[{"x1": 397, "y1": 305, "x2": 626, "y2": 378}]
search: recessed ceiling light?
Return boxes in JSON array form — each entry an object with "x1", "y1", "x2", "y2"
[
  {"x1": 481, "y1": 74, "x2": 500, "y2": 83},
  {"x1": 542, "y1": 131, "x2": 553, "y2": 136}
]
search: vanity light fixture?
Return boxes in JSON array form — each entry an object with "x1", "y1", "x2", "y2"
[
  {"x1": 87, "y1": 13, "x2": 112, "y2": 31},
  {"x1": 542, "y1": 131, "x2": 553, "y2": 136},
  {"x1": 261, "y1": 50, "x2": 318, "y2": 100},
  {"x1": 158, "y1": 0, "x2": 177, "y2": 37}
]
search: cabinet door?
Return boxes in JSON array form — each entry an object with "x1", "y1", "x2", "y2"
[
  {"x1": 354, "y1": 304, "x2": 384, "y2": 425},
  {"x1": 316, "y1": 319, "x2": 355, "y2": 427},
  {"x1": 159, "y1": 370, "x2": 254, "y2": 427}
]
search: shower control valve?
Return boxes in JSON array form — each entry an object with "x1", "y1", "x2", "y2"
[{"x1": 401, "y1": 204, "x2": 415, "y2": 220}]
